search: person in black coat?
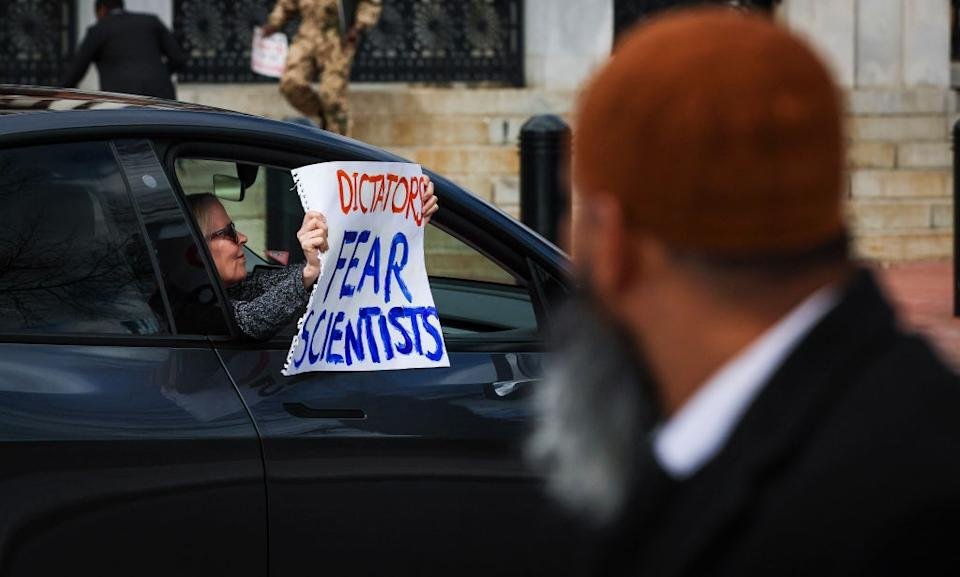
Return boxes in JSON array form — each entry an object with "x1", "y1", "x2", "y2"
[
  {"x1": 526, "y1": 7, "x2": 960, "y2": 577},
  {"x1": 63, "y1": 0, "x2": 187, "y2": 100}
]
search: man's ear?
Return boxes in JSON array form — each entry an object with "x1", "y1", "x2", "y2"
[{"x1": 579, "y1": 192, "x2": 636, "y2": 301}]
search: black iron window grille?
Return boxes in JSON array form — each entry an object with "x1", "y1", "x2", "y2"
[
  {"x1": 173, "y1": 0, "x2": 524, "y2": 86},
  {"x1": 614, "y1": 0, "x2": 779, "y2": 39},
  {"x1": 0, "y1": 0, "x2": 76, "y2": 86}
]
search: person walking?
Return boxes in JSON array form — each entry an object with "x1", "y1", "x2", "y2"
[
  {"x1": 261, "y1": 0, "x2": 382, "y2": 135},
  {"x1": 63, "y1": 0, "x2": 187, "y2": 100},
  {"x1": 528, "y1": 7, "x2": 960, "y2": 577}
]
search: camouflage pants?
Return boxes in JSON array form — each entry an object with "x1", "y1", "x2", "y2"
[{"x1": 279, "y1": 32, "x2": 356, "y2": 135}]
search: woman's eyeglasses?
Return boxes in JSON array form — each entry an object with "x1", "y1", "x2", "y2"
[{"x1": 208, "y1": 222, "x2": 239, "y2": 244}]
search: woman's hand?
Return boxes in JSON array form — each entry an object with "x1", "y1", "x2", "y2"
[
  {"x1": 298, "y1": 211, "x2": 328, "y2": 288},
  {"x1": 422, "y1": 177, "x2": 439, "y2": 225}
]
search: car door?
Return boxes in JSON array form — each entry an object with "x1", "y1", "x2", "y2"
[
  {"x1": 0, "y1": 139, "x2": 267, "y2": 576},
  {"x1": 164, "y1": 143, "x2": 583, "y2": 576}
]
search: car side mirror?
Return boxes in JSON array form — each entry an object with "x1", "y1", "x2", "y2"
[{"x1": 213, "y1": 163, "x2": 260, "y2": 202}]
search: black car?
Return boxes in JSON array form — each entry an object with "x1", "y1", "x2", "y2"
[{"x1": 0, "y1": 87, "x2": 581, "y2": 576}]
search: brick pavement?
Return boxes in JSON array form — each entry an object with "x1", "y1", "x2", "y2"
[{"x1": 871, "y1": 259, "x2": 960, "y2": 371}]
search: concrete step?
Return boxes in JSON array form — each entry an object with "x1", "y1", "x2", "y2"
[
  {"x1": 387, "y1": 145, "x2": 519, "y2": 179},
  {"x1": 350, "y1": 85, "x2": 576, "y2": 117},
  {"x1": 848, "y1": 141, "x2": 952, "y2": 170},
  {"x1": 177, "y1": 84, "x2": 300, "y2": 119},
  {"x1": 177, "y1": 83, "x2": 576, "y2": 121},
  {"x1": 352, "y1": 115, "x2": 530, "y2": 147},
  {"x1": 847, "y1": 88, "x2": 950, "y2": 116},
  {"x1": 896, "y1": 141, "x2": 953, "y2": 169},
  {"x1": 847, "y1": 199, "x2": 953, "y2": 230},
  {"x1": 179, "y1": 85, "x2": 951, "y2": 119},
  {"x1": 850, "y1": 169, "x2": 952, "y2": 199},
  {"x1": 848, "y1": 115, "x2": 948, "y2": 142},
  {"x1": 852, "y1": 228, "x2": 954, "y2": 261},
  {"x1": 848, "y1": 141, "x2": 897, "y2": 169}
]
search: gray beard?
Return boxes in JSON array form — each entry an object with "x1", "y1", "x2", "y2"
[{"x1": 526, "y1": 301, "x2": 660, "y2": 526}]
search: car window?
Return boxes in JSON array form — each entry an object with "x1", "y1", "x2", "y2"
[
  {"x1": 424, "y1": 226, "x2": 517, "y2": 286},
  {"x1": 114, "y1": 140, "x2": 231, "y2": 336},
  {"x1": 173, "y1": 156, "x2": 538, "y2": 339},
  {"x1": 423, "y1": 226, "x2": 536, "y2": 335},
  {"x1": 0, "y1": 142, "x2": 168, "y2": 335},
  {"x1": 176, "y1": 158, "x2": 299, "y2": 269}
]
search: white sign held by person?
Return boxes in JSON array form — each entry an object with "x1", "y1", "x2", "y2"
[
  {"x1": 251, "y1": 26, "x2": 288, "y2": 78},
  {"x1": 282, "y1": 161, "x2": 450, "y2": 375}
]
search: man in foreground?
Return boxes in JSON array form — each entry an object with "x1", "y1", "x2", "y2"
[
  {"x1": 63, "y1": 0, "x2": 186, "y2": 99},
  {"x1": 529, "y1": 7, "x2": 960, "y2": 576}
]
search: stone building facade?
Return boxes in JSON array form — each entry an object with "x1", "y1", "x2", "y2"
[
  {"x1": 61, "y1": 0, "x2": 960, "y2": 260},
  {"x1": 780, "y1": 0, "x2": 954, "y2": 261}
]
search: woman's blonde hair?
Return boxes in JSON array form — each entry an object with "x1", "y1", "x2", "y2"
[{"x1": 185, "y1": 193, "x2": 220, "y2": 237}]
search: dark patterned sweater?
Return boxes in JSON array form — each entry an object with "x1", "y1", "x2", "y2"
[{"x1": 227, "y1": 264, "x2": 311, "y2": 340}]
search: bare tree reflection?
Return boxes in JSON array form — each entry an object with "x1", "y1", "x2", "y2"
[{"x1": 0, "y1": 147, "x2": 164, "y2": 334}]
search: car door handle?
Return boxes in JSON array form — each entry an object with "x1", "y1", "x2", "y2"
[
  {"x1": 484, "y1": 378, "x2": 540, "y2": 400},
  {"x1": 283, "y1": 402, "x2": 366, "y2": 420}
]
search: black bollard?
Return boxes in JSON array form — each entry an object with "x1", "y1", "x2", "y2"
[
  {"x1": 520, "y1": 114, "x2": 571, "y2": 246},
  {"x1": 954, "y1": 120, "x2": 959, "y2": 316}
]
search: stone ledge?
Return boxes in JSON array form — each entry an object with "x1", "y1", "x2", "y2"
[
  {"x1": 932, "y1": 203, "x2": 954, "y2": 228},
  {"x1": 391, "y1": 145, "x2": 520, "y2": 176},
  {"x1": 847, "y1": 88, "x2": 949, "y2": 116},
  {"x1": 353, "y1": 117, "x2": 493, "y2": 147},
  {"x1": 849, "y1": 115, "x2": 948, "y2": 141},
  {"x1": 350, "y1": 86, "x2": 577, "y2": 117},
  {"x1": 425, "y1": 172, "x2": 496, "y2": 201},
  {"x1": 177, "y1": 83, "x2": 578, "y2": 119},
  {"x1": 176, "y1": 84, "x2": 299, "y2": 118},
  {"x1": 897, "y1": 141, "x2": 952, "y2": 169},
  {"x1": 848, "y1": 141, "x2": 896, "y2": 168},
  {"x1": 492, "y1": 176, "x2": 520, "y2": 205},
  {"x1": 847, "y1": 199, "x2": 938, "y2": 229},
  {"x1": 850, "y1": 169, "x2": 952, "y2": 198},
  {"x1": 853, "y1": 229, "x2": 953, "y2": 262}
]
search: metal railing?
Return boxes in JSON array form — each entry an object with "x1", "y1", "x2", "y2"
[
  {"x1": 173, "y1": 0, "x2": 524, "y2": 86},
  {"x1": 0, "y1": 0, "x2": 75, "y2": 86}
]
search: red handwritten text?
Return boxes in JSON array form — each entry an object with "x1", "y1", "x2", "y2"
[{"x1": 337, "y1": 170, "x2": 426, "y2": 226}]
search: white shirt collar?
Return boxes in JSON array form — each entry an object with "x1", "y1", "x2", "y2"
[{"x1": 652, "y1": 284, "x2": 840, "y2": 480}]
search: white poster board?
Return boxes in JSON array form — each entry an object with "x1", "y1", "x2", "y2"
[
  {"x1": 282, "y1": 161, "x2": 450, "y2": 375},
  {"x1": 251, "y1": 26, "x2": 288, "y2": 78}
]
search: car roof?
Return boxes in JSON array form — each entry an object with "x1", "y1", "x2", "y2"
[
  {"x1": 0, "y1": 84, "x2": 387, "y2": 158},
  {"x1": 0, "y1": 85, "x2": 227, "y2": 115}
]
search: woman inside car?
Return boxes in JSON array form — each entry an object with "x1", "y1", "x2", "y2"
[{"x1": 187, "y1": 177, "x2": 438, "y2": 340}]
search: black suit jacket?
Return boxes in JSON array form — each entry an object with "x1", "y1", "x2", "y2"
[
  {"x1": 63, "y1": 11, "x2": 187, "y2": 100},
  {"x1": 601, "y1": 269, "x2": 960, "y2": 577}
]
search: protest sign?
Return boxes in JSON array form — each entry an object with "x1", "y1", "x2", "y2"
[
  {"x1": 282, "y1": 161, "x2": 450, "y2": 375},
  {"x1": 251, "y1": 26, "x2": 288, "y2": 78}
]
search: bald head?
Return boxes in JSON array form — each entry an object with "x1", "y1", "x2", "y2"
[
  {"x1": 574, "y1": 8, "x2": 844, "y2": 257},
  {"x1": 570, "y1": 8, "x2": 853, "y2": 417}
]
